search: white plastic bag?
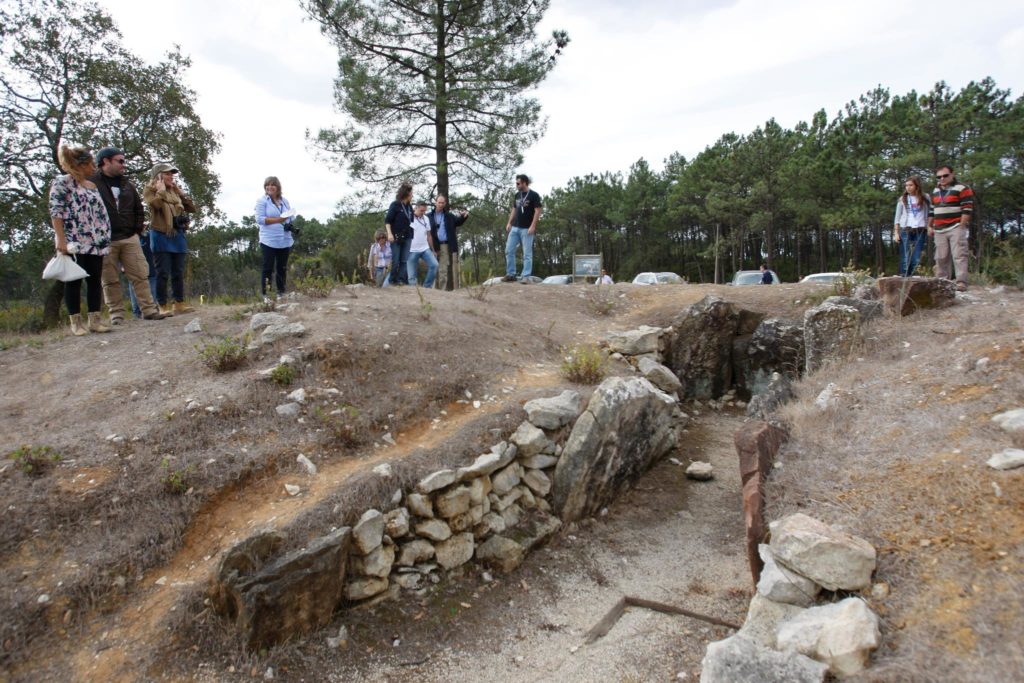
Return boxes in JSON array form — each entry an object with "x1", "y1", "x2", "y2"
[{"x1": 42, "y1": 252, "x2": 88, "y2": 282}]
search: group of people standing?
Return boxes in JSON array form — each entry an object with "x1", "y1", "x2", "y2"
[
  {"x1": 894, "y1": 164, "x2": 974, "y2": 289},
  {"x1": 372, "y1": 173, "x2": 544, "y2": 289},
  {"x1": 49, "y1": 145, "x2": 197, "y2": 336}
]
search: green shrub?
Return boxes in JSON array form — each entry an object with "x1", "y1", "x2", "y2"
[
  {"x1": 560, "y1": 344, "x2": 608, "y2": 384},
  {"x1": 7, "y1": 445, "x2": 61, "y2": 476},
  {"x1": 195, "y1": 334, "x2": 249, "y2": 371},
  {"x1": 984, "y1": 238, "x2": 1024, "y2": 289},
  {"x1": 270, "y1": 364, "x2": 296, "y2": 386},
  {"x1": 294, "y1": 274, "x2": 335, "y2": 298},
  {"x1": 161, "y1": 457, "x2": 194, "y2": 494},
  {"x1": 587, "y1": 286, "x2": 616, "y2": 316},
  {"x1": 833, "y1": 262, "x2": 875, "y2": 296},
  {"x1": 416, "y1": 286, "x2": 433, "y2": 320}
]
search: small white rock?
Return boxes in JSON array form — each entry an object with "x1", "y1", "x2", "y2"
[
  {"x1": 296, "y1": 454, "x2": 317, "y2": 475},
  {"x1": 284, "y1": 483, "x2": 301, "y2": 496}
]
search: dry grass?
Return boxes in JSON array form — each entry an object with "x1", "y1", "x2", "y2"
[{"x1": 767, "y1": 300, "x2": 1024, "y2": 681}]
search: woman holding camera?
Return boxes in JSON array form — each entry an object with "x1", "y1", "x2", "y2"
[
  {"x1": 48, "y1": 144, "x2": 112, "y2": 336},
  {"x1": 145, "y1": 162, "x2": 196, "y2": 315},
  {"x1": 254, "y1": 176, "x2": 295, "y2": 302}
]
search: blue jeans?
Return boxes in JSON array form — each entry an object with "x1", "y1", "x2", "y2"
[
  {"x1": 505, "y1": 227, "x2": 534, "y2": 278},
  {"x1": 389, "y1": 239, "x2": 411, "y2": 285},
  {"x1": 128, "y1": 236, "x2": 158, "y2": 317},
  {"x1": 899, "y1": 228, "x2": 926, "y2": 277},
  {"x1": 407, "y1": 249, "x2": 438, "y2": 288}
]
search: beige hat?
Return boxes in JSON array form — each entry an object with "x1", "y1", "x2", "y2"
[{"x1": 150, "y1": 162, "x2": 179, "y2": 177}]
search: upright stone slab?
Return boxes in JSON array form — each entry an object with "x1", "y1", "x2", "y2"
[
  {"x1": 746, "y1": 319, "x2": 804, "y2": 396},
  {"x1": 876, "y1": 276, "x2": 956, "y2": 316},
  {"x1": 552, "y1": 376, "x2": 679, "y2": 522},
  {"x1": 735, "y1": 421, "x2": 788, "y2": 584},
  {"x1": 211, "y1": 527, "x2": 352, "y2": 649},
  {"x1": 803, "y1": 301, "x2": 862, "y2": 373},
  {"x1": 668, "y1": 295, "x2": 739, "y2": 399}
]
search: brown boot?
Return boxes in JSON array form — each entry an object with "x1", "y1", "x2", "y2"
[
  {"x1": 143, "y1": 308, "x2": 168, "y2": 320},
  {"x1": 87, "y1": 312, "x2": 111, "y2": 333},
  {"x1": 159, "y1": 304, "x2": 175, "y2": 317},
  {"x1": 69, "y1": 313, "x2": 89, "y2": 336},
  {"x1": 173, "y1": 301, "x2": 196, "y2": 314}
]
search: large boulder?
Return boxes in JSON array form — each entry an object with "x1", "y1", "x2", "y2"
[
  {"x1": 523, "y1": 390, "x2": 582, "y2": 429},
  {"x1": 210, "y1": 527, "x2": 351, "y2": 649},
  {"x1": 776, "y1": 598, "x2": 881, "y2": 678},
  {"x1": 668, "y1": 295, "x2": 739, "y2": 399},
  {"x1": 876, "y1": 276, "x2": 956, "y2": 316},
  {"x1": 552, "y1": 376, "x2": 679, "y2": 522},
  {"x1": 769, "y1": 513, "x2": 876, "y2": 591},
  {"x1": 735, "y1": 421, "x2": 788, "y2": 584},
  {"x1": 700, "y1": 634, "x2": 828, "y2": 683},
  {"x1": 746, "y1": 319, "x2": 804, "y2": 396},
  {"x1": 803, "y1": 301, "x2": 862, "y2": 373}
]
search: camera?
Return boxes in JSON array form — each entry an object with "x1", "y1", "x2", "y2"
[
  {"x1": 173, "y1": 215, "x2": 190, "y2": 231},
  {"x1": 284, "y1": 222, "x2": 300, "y2": 237}
]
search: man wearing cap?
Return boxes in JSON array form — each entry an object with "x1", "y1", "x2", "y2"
[{"x1": 91, "y1": 147, "x2": 166, "y2": 323}]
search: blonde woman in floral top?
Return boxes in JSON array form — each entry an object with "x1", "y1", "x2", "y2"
[{"x1": 49, "y1": 145, "x2": 113, "y2": 336}]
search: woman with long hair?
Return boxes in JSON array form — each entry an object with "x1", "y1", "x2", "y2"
[
  {"x1": 48, "y1": 144, "x2": 112, "y2": 335},
  {"x1": 254, "y1": 176, "x2": 294, "y2": 301},
  {"x1": 384, "y1": 182, "x2": 414, "y2": 286},
  {"x1": 144, "y1": 162, "x2": 197, "y2": 315},
  {"x1": 893, "y1": 175, "x2": 929, "y2": 277}
]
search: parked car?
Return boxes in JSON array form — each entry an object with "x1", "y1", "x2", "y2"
[
  {"x1": 799, "y1": 272, "x2": 876, "y2": 285},
  {"x1": 731, "y1": 269, "x2": 780, "y2": 285},
  {"x1": 632, "y1": 271, "x2": 685, "y2": 285},
  {"x1": 541, "y1": 275, "x2": 573, "y2": 285},
  {"x1": 482, "y1": 275, "x2": 543, "y2": 286}
]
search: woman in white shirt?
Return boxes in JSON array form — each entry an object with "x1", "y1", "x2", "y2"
[
  {"x1": 255, "y1": 176, "x2": 295, "y2": 301},
  {"x1": 406, "y1": 200, "x2": 437, "y2": 287},
  {"x1": 893, "y1": 176, "x2": 929, "y2": 277}
]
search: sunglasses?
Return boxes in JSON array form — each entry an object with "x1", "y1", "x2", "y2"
[{"x1": 937, "y1": 173, "x2": 951, "y2": 179}]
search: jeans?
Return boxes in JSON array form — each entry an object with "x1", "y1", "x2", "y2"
[
  {"x1": 389, "y1": 239, "x2": 411, "y2": 285},
  {"x1": 898, "y1": 228, "x2": 927, "y2": 277},
  {"x1": 154, "y1": 251, "x2": 186, "y2": 304},
  {"x1": 260, "y1": 243, "x2": 291, "y2": 296},
  {"x1": 505, "y1": 227, "x2": 534, "y2": 278},
  {"x1": 64, "y1": 253, "x2": 104, "y2": 315},
  {"x1": 407, "y1": 249, "x2": 438, "y2": 288}
]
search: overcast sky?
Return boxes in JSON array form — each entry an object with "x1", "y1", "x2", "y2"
[{"x1": 104, "y1": 0, "x2": 1024, "y2": 222}]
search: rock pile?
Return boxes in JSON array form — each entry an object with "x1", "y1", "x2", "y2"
[{"x1": 701, "y1": 513, "x2": 881, "y2": 681}]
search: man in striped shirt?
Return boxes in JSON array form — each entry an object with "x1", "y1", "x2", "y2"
[{"x1": 928, "y1": 165, "x2": 973, "y2": 291}]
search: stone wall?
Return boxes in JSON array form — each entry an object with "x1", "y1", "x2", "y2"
[{"x1": 211, "y1": 381, "x2": 686, "y2": 649}]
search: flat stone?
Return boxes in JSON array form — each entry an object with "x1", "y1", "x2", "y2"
[
  {"x1": 406, "y1": 493, "x2": 433, "y2": 518},
  {"x1": 776, "y1": 598, "x2": 881, "y2": 678},
  {"x1": 434, "y1": 532, "x2": 474, "y2": 569},
  {"x1": 475, "y1": 535, "x2": 527, "y2": 572},
  {"x1": 250, "y1": 312, "x2": 288, "y2": 330},
  {"x1": 522, "y1": 468, "x2": 551, "y2": 496},
  {"x1": 510, "y1": 421, "x2": 553, "y2": 458},
  {"x1": 606, "y1": 326, "x2": 662, "y2": 355},
  {"x1": 474, "y1": 512, "x2": 507, "y2": 539},
  {"x1": 396, "y1": 539, "x2": 435, "y2": 566},
  {"x1": 491, "y1": 463, "x2": 522, "y2": 496},
  {"x1": 770, "y1": 513, "x2": 876, "y2": 591},
  {"x1": 756, "y1": 544, "x2": 820, "y2": 606},
  {"x1": 184, "y1": 318, "x2": 202, "y2": 333},
  {"x1": 352, "y1": 509, "x2": 384, "y2": 555},
  {"x1": 523, "y1": 390, "x2": 582, "y2": 429},
  {"x1": 457, "y1": 452, "x2": 503, "y2": 480},
  {"x1": 992, "y1": 408, "x2": 1024, "y2": 434},
  {"x1": 686, "y1": 461, "x2": 714, "y2": 481},
  {"x1": 417, "y1": 469, "x2": 458, "y2": 494},
  {"x1": 344, "y1": 577, "x2": 389, "y2": 602},
  {"x1": 351, "y1": 544, "x2": 394, "y2": 578},
  {"x1": 384, "y1": 507, "x2": 410, "y2": 538},
  {"x1": 415, "y1": 518, "x2": 452, "y2": 542},
  {"x1": 700, "y1": 635, "x2": 828, "y2": 683},
  {"x1": 637, "y1": 356, "x2": 682, "y2": 394},
  {"x1": 737, "y1": 593, "x2": 807, "y2": 647},
  {"x1": 520, "y1": 453, "x2": 559, "y2": 469},
  {"x1": 261, "y1": 322, "x2": 306, "y2": 345},
  {"x1": 436, "y1": 486, "x2": 472, "y2": 519},
  {"x1": 987, "y1": 448, "x2": 1024, "y2": 470},
  {"x1": 275, "y1": 403, "x2": 300, "y2": 418},
  {"x1": 466, "y1": 476, "x2": 491, "y2": 504}
]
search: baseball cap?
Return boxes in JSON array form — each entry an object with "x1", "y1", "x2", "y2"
[
  {"x1": 150, "y1": 162, "x2": 179, "y2": 176},
  {"x1": 95, "y1": 146, "x2": 123, "y2": 166}
]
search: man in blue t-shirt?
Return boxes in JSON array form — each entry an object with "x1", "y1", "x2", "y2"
[
  {"x1": 760, "y1": 263, "x2": 773, "y2": 285},
  {"x1": 503, "y1": 174, "x2": 543, "y2": 282}
]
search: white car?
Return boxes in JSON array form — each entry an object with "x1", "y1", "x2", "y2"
[
  {"x1": 632, "y1": 271, "x2": 685, "y2": 285},
  {"x1": 799, "y1": 272, "x2": 876, "y2": 285},
  {"x1": 541, "y1": 275, "x2": 573, "y2": 285},
  {"x1": 731, "y1": 270, "x2": 780, "y2": 285}
]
